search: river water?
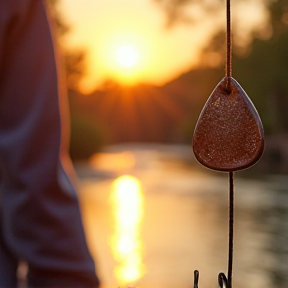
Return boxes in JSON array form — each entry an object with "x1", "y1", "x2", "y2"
[{"x1": 75, "y1": 144, "x2": 288, "y2": 288}]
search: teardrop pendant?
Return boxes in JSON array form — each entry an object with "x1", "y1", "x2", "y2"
[{"x1": 192, "y1": 76, "x2": 264, "y2": 172}]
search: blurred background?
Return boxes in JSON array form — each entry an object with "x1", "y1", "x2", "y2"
[{"x1": 48, "y1": 0, "x2": 288, "y2": 287}]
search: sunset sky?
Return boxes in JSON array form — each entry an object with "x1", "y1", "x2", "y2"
[{"x1": 59, "y1": 0, "x2": 268, "y2": 93}]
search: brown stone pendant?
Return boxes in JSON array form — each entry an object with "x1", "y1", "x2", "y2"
[{"x1": 192, "y1": 76, "x2": 265, "y2": 172}]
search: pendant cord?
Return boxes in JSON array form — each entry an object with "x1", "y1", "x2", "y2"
[
  {"x1": 226, "y1": 0, "x2": 232, "y2": 77},
  {"x1": 227, "y1": 0, "x2": 233, "y2": 286},
  {"x1": 228, "y1": 171, "x2": 234, "y2": 288}
]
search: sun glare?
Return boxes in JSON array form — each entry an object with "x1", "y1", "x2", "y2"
[
  {"x1": 116, "y1": 45, "x2": 139, "y2": 68},
  {"x1": 110, "y1": 175, "x2": 145, "y2": 286}
]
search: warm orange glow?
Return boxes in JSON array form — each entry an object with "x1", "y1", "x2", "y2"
[
  {"x1": 90, "y1": 151, "x2": 135, "y2": 173},
  {"x1": 110, "y1": 175, "x2": 145, "y2": 286},
  {"x1": 60, "y1": 0, "x2": 269, "y2": 93},
  {"x1": 116, "y1": 45, "x2": 139, "y2": 68},
  {"x1": 103, "y1": 36, "x2": 148, "y2": 87}
]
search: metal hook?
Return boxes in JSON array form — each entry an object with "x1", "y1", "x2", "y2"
[
  {"x1": 218, "y1": 273, "x2": 228, "y2": 288},
  {"x1": 193, "y1": 270, "x2": 229, "y2": 288},
  {"x1": 193, "y1": 270, "x2": 199, "y2": 288}
]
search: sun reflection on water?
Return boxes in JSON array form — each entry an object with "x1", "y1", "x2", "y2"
[{"x1": 110, "y1": 175, "x2": 145, "y2": 286}]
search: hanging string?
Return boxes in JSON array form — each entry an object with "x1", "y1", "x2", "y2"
[
  {"x1": 227, "y1": 1, "x2": 234, "y2": 287},
  {"x1": 226, "y1": 0, "x2": 232, "y2": 78},
  {"x1": 228, "y1": 171, "x2": 234, "y2": 288}
]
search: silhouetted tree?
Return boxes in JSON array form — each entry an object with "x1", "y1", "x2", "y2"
[
  {"x1": 46, "y1": 0, "x2": 87, "y2": 91},
  {"x1": 46, "y1": 0, "x2": 104, "y2": 159},
  {"x1": 153, "y1": 0, "x2": 223, "y2": 27},
  {"x1": 233, "y1": 0, "x2": 288, "y2": 134}
]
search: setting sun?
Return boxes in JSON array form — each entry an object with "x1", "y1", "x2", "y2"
[
  {"x1": 116, "y1": 45, "x2": 139, "y2": 68},
  {"x1": 60, "y1": 0, "x2": 269, "y2": 93},
  {"x1": 103, "y1": 38, "x2": 147, "y2": 86}
]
